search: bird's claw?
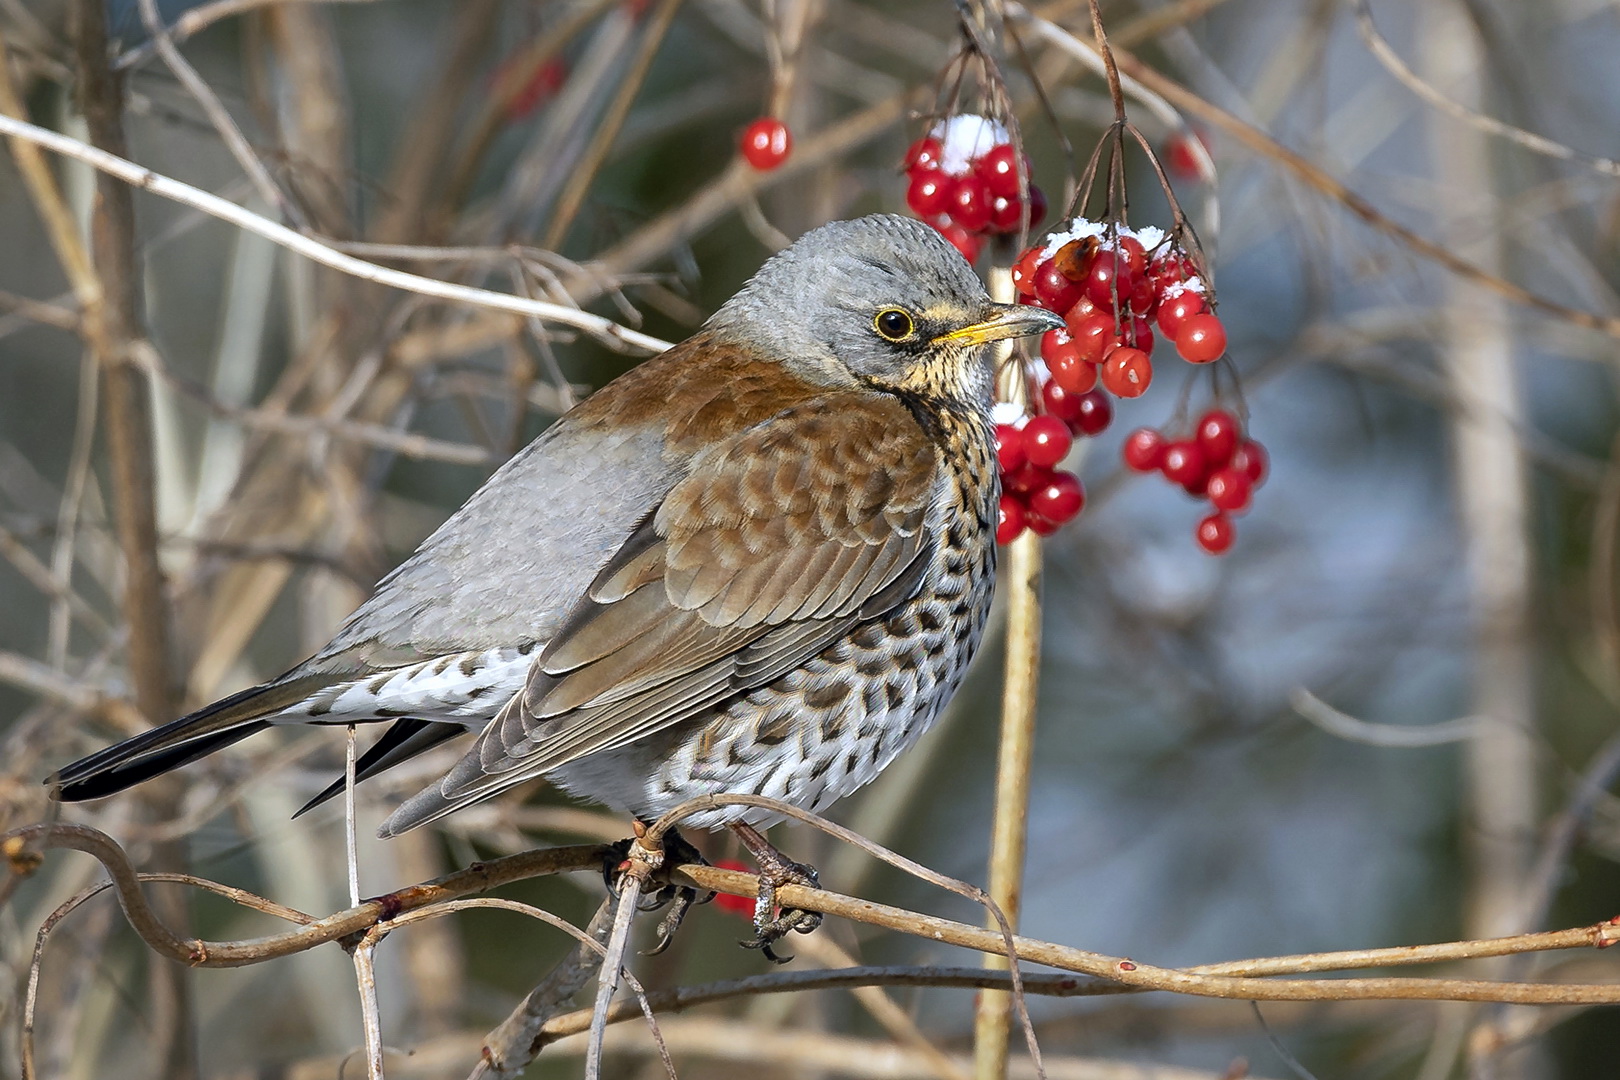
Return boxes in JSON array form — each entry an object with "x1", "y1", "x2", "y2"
[
  {"x1": 602, "y1": 827, "x2": 714, "y2": 955},
  {"x1": 738, "y1": 856, "x2": 822, "y2": 964}
]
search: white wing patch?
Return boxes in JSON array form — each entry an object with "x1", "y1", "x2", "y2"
[{"x1": 275, "y1": 648, "x2": 532, "y2": 729}]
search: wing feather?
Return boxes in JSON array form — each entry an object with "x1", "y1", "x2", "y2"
[{"x1": 381, "y1": 391, "x2": 944, "y2": 834}]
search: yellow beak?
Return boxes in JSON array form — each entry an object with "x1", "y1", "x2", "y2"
[{"x1": 932, "y1": 302, "x2": 1066, "y2": 348}]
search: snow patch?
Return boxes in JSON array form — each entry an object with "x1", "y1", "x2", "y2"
[{"x1": 929, "y1": 115, "x2": 1009, "y2": 175}]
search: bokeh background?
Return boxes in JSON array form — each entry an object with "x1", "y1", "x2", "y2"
[{"x1": 1, "y1": 0, "x2": 1618, "y2": 1077}]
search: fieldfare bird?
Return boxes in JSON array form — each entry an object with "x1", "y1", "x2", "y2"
[{"x1": 52, "y1": 214, "x2": 1063, "y2": 948}]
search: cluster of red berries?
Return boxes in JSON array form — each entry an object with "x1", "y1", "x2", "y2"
[
  {"x1": 1122, "y1": 409, "x2": 1268, "y2": 554},
  {"x1": 1012, "y1": 219, "x2": 1229, "y2": 403},
  {"x1": 741, "y1": 117, "x2": 792, "y2": 171},
  {"x1": 994, "y1": 409, "x2": 1088, "y2": 544},
  {"x1": 904, "y1": 116, "x2": 1047, "y2": 262}
]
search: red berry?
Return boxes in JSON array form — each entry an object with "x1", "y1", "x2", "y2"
[
  {"x1": 1195, "y1": 409, "x2": 1240, "y2": 466},
  {"x1": 1165, "y1": 130, "x2": 1207, "y2": 179},
  {"x1": 997, "y1": 494, "x2": 1028, "y2": 544},
  {"x1": 1161, "y1": 440, "x2": 1207, "y2": 488},
  {"x1": 938, "y1": 220, "x2": 982, "y2": 262},
  {"x1": 948, "y1": 176, "x2": 993, "y2": 232},
  {"x1": 1025, "y1": 185, "x2": 1047, "y2": 229},
  {"x1": 1128, "y1": 277, "x2": 1159, "y2": 316},
  {"x1": 1040, "y1": 327, "x2": 1073, "y2": 366},
  {"x1": 1100, "y1": 346, "x2": 1153, "y2": 398},
  {"x1": 1149, "y1": 249, "x2": 1198, "y2": 278},
  {"x1": 1122, "y1": 427, "x2": 1165, "y2": 471},
  {"x1": 1045, "y1": 342, "x2": 1097, "y2": 397},
  {"x1": 1206, "y1": 467, "x2": 1253, "y2": 513},
  {"x1": 1053, "y1": 356, "x2": 1098, "y2": 396},
  {"x1": 1071, "y1": 389, "x2": 1113, "y2": 437},
  {"x1": 498, "y1": 56, "x2": 568, "y2": 120},
  {"x1": 1033, "y1": 259, "x2": 1085, "y2": 313},
  {"x1": 1115, "y1": 236, "x2": 1147, "y2": 279},
  {"x1": 1176, "y1": 313, "x2": 1227, "y2": 363},
  {"x1": 1147, "y1": 251, "x2": 1199, "y2": 293},
  {"x1": 1155, "y1": 289, "x2": 1206, "y2": 340},
  {"x1": 1195, "y1": 512, "x2": 1235, "y2": 554},
  {"x1": 741, "y1": 117, "x2": 791, "y2": 170},
  {"x1": 1003, "y1": 461, "x2": 1048, "y2": 497},
  {"x1": 1082, "y1": 251, "x2": 1138, "y2": 311},
  {"x1": 906, "y1": 169, "x2": 953, "y2": 217},
  {"x1": 1230, "y1": 440, "x2": 1269, "y2": 487},
  {"x1": 1028, "y1": 470, "x2": 1084, "y2": 524},
  {"x1": 1123, "y1": 315, "x2": 1155, "y2": 354},
  {"x1": 988, "y1": 194, "x2": 1025, "y2": 233},
  {"x1": 1025, "y1": 507, "x2": 1063, "y2": 537},
  {"x1": 976, "y1": 143, "x2": 1023, "y2": 198},
  {"x1": 905, "y1": 136, "x2": 944, "y2": 173},
  {"x1": 1041, "y1": 377, "x2": 1088, "y2": 426},
  {"x1": 1065, "y1": 310, "x2": 1120, "y2": 364},
  {"x1": 1022, "y1": 414, "x2": 1072, "y2": 468},
  {"x1": 995, "y1": 422, "x2": 1027, "y2": 473},
  {"x1": 1012, "y1": 247, "x2": 1042, "y2": 296}
]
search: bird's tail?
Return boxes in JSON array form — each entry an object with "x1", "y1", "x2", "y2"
[{"x1": 50, "y1": 676, "x2": 323, "y2": 801}]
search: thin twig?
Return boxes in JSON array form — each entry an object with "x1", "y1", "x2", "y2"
[
  {"x1": 1290, "y1": 688, "x2": 1490, "y2": 748},
  {"x1": 471, "y1": 898, "x2": 615, "y2": 1080},
  {"x1": 0, "y1": 113, "x2": 674, "y2": 354},
  {"x1": 1352, "y1": 0, "x2": 1620, "y2": 180},
  {"x1": 536, "y1": 964, "x2": 1127, "y2": 1045},
  {"x1": 543, "y1": 0, "x2": 685, "y2": 249},
  {"x1": 114, "y1": 0, "x2": 386, "y2": 70},
  {"x1": 1081, "y1": 28, "x2": 1620, "y2": 339},
  {"x1": 135, "y1": 0, "x2": 300, "y2": 222},
  {"x1": 586, "y1": 832, "x2": 661, "y2": 1080}
]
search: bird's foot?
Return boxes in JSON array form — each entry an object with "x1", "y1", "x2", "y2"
[
  {"x1": 601, "y1": 826, "x2": 712, "y2": 956},
  {"x1": 728, "y1": 822, "x2": 823, "y2": 963}
]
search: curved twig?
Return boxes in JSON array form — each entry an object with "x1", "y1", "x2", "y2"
[
  {"x1": 2, "y1": 823, "x2": 608, "y2": 967},
  {"x1": 1352, "y1": 0, "x2": 1620, "y2": 181}
]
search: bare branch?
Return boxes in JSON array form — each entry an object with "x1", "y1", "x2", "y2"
[{"x1": 0, "y1": 114, "x2": 674, "y2": 354}]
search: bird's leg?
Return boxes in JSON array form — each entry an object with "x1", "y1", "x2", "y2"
[
  {"x1": 728, "y1": 821, "x2": 822, "y2": 963},
  {"x1": 601, "y1": 824, "x2": 712, "y2": 955}
]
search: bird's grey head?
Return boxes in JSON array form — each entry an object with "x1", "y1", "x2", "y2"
[{"x1": 706, "y1": 214, "x2": 1063, "y2": 402}]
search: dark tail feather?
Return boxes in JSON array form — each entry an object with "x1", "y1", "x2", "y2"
[
  {"x1": 294, "y1": 718, "x2": 466, "y2": 818},
  {"x1": 50, "y1": 676, "x2": 322, "y2": 801}
]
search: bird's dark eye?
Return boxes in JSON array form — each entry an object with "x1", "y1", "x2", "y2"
[{"x1": 874, "y1": 308, "x2": 915, "y2": 341}]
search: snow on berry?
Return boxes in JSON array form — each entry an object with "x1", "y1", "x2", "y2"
[
  {"x1": 904, "y1": 115, "x2": 1045, "y2": 250},
  {"x1": 929, "y1": 115, "x2": 1010, "y2": 175}
]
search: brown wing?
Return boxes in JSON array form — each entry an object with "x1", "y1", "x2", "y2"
[{"x1": 379, "y1": 391, "x2": 941, "y2": 833}]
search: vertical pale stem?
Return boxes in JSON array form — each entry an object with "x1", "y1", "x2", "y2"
[
  {"x1": 1421, "y1": 6, "x2": 1540, "y2": 1078},
  {"x1": 973, "y1": 268, "x2": 1041, "y2": 1080},
  {"x1": 346, "y1": 727, "x2": 387, "y2": 1079},
  {"x1": 70, "y1": 5, "x2": 193, "y2": 1077}
]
